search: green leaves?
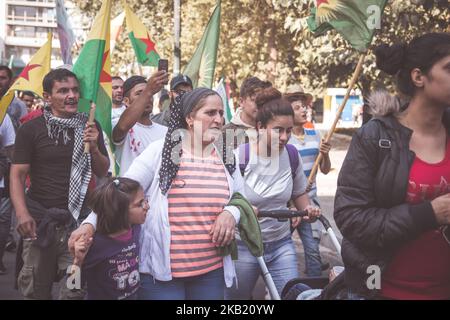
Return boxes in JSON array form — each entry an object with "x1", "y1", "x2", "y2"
[{"x1": 72, "y1": 0, "x2": 449, "y2": 98}]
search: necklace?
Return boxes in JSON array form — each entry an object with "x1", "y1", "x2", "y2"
[{"x1": 293, "y1": 132, "x2": 306, "y2": 145}]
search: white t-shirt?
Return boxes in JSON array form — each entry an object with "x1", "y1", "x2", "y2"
[
  {"x1": 0, "y1": 114, "x2": 16, "y2": 187},
  {"x1": 237, "y1": 147, "x2": 308, "y2": 242},
  {"x1": 114, "y1": 121, "x2": 167, "y2": 175},
  {"x1": 111, "y1": 105, "x2": 127, "y2": 129}
]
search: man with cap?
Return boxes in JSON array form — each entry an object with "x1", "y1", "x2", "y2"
[
  {"x1": 113, "y1": 71, "x2": 168, "y2": 175},
  {"x1": 151, "y1": 74, "x2": 193, "y2": 126}
]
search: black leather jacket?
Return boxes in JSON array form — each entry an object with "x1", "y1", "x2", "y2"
[{"x1": 334, "y1": 112, "x2": 450, "y2": 297}]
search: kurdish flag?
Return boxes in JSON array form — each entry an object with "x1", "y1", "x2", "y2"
[
  {"x1": 0, "y1": 33, "x2": 52, "y2": 124},
  {"x1": 183, "y1": 0, "x2": 221, "y2": 88},
  {"x1": 123, "y1": 1, "x2": 159, "y2": 67},
  {"x1": 72, "y1": 0, "x2": 112, "y2": 139},
  {"x1": 307, "y1": 0, "x2": 388, "y2": 52}
]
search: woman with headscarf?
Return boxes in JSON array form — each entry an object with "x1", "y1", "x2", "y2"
[{"x1": 70, "y1": 88, "x2": 245, "y2": 300}]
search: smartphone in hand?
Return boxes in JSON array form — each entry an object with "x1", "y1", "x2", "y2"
[{"x1": 158, "y1": 59, "x2": 169, "y2": 84}]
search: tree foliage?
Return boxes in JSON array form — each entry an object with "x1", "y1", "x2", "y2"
[{"x1": 72, "y1": 0, "x2": 450, "y2": 98}]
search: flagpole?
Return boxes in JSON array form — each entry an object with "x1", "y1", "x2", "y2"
[
  {"x1": 84, "y1": 102, "x2": 96, "y2": 154},
  {"x1": 174, "y1": 0, "x2": 181, "y2": 75},
  {"x1": 307, "y1": 52, "x2": 367, "y2": 189}
]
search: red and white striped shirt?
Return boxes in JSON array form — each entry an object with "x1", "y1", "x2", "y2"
[{"x1": 168, "y1": 150, "x2": 230, "y2": 278}]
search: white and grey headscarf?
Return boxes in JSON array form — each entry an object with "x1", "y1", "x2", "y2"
[{"x1": 43, "y1": 107, "x2": 91, "y2": 221}]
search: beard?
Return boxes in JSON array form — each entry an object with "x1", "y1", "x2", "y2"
[{"x1": 112, "y1": 98, "x2": 123, "y2": 105}]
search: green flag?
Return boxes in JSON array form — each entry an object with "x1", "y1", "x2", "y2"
[
  {"x1": 183, "y1": 0, "x2": 220, "y2": 88},
  {"x1": 307, "y1": 0, "x2": 387, "y2": 52},
  {"x1": 214, "y1": 77, "x2": 232, "y2": 124}
]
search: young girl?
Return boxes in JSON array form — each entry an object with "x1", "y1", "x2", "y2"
[
  {"x1": 71, "y1": 88, "x2": 245, "y2": 300},
  {"x1": 73, "y1": 177, "x2": 148, "y2": 300}
]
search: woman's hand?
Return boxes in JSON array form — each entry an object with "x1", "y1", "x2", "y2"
[
  {"x1": 431, "y1": 193, "x2": 450, "y2": 225},
  {"x1": 302, "y1": 205, "x2": 321, "y2": 223},
  {"x1": 210, "y1": 210, "x2": 236, "y2": 247},
  {"x1": 291, "y1": 216, "x2": 302, "y2": 229}
]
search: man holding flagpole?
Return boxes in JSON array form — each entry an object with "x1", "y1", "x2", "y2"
[{"x1": 10, "y1": 68, "x2": 109, "y2": 299}]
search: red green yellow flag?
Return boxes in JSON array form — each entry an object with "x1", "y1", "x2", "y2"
[
  {"x1": 0, "y1": 33, "x2": 52, "y2": 124},
  {"x1": 123, "y1": 1, "x2": 160, "y2": 67},
  {"x1": 72, "y1": 0, "x2": 112, "y2": 139}
]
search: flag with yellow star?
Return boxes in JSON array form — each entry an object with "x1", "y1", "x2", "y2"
[
  {"x1": 0, "y1": 33, "x2": 52, "y2": 125},
  {"x1": 307, "y1": 0, "x2": 388, "y2": 52},
  {"x1": 123, "y1": 0, "x2": 160, "y2": 67}
]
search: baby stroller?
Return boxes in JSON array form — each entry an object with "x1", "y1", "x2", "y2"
[{"x1": 255, "y1": 210, "x2": 342, "y2": 300}]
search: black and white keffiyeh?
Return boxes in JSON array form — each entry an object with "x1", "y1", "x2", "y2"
[
  {"x1": 43, "y1": 107, "x2": 91, "y2": 221},
  {"x1": 158, "y1": 88, "x2": 235, "y2": 195}
]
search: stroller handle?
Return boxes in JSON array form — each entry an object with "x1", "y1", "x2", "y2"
[{"x1": 258, "y1": 210, "x2": 333, "y2": 230}]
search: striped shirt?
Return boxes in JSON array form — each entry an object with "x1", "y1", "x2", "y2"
[
  {"x1": 289, "y1": 128, "x2": 321, "y2": 199},
  {"x1": 168, "y1": 150, "x2": 229, "y2": 278}
]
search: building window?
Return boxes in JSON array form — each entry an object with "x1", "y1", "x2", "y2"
[
  {"x1": 10, "y1": 26, "x2": 36, "y2": 37},
  {"x1": 7, "y1": 5, "x2": 56, "y2": 23},
  {"x1": 8, "y1": 6, "x2": 38, "y2": 19}
]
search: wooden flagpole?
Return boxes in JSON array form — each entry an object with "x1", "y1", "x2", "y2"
[
  {"x1": 307, "y1": 52, "x2": 367, "y2": 189},
  {"x1": 84, "y1": 101, "x2": 96, "y2": 154}
]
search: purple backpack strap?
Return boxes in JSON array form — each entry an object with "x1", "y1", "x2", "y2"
[
  {"x1": 238, "y1": 143, "x2": 250, "y2": 176},
  {"x1": 240, "y1": 143, "x2": 299, "y2": 178},
  {"x1": 285, "y1": 144, "x2": 300, "y2": 179}
]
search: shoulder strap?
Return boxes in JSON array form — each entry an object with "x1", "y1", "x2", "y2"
[
  {"x1": 285, "y1": 144, "x2": 300, "y2": 179},
  {"x1": 238, "y1": 143, "x2": 250, "y2": 176},
  {"x1": 239, "y1": 143, "x2": 300, "y2": 178}
]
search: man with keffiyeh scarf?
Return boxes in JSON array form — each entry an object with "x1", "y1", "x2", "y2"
[{"x1": 10, "y1": 68, "x2": 109, "y2": 300}]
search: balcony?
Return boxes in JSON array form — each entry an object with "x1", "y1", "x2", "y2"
[
  {"x1": 7, "y1": 14, "x2": 57, "y2": 27},
  {"x1": 6, "y1": 0, "x2": 55, "y2": 8},
  {"x1": 5, "y1": 36, "x2": 60, "y2": 48}
]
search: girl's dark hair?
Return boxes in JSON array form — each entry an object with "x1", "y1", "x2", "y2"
[
  {"x1": 88, "y1": 177, "x2": 142, "y2": 235},
  {"x1": 255, "y1": 87, "x2": 294, "y2": 127},
  {"x1": 375, "y1": 33, "x2": 450, "y2": 97}
]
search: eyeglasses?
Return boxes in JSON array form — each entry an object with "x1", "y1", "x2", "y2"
[
  {"x1": 174, "y1": 89, "x2": 187, "y2": 96},
  {"x1": 130, "y1": 197, "x2": 149, "y2": 210}
]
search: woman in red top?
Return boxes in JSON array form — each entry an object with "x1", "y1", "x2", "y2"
[{"x1": 334, "y1": 33, "x2": 450, "y2": 300}]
